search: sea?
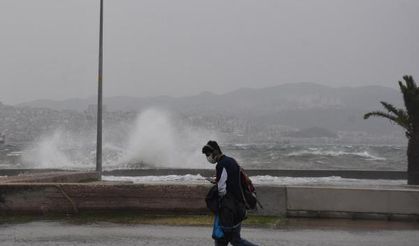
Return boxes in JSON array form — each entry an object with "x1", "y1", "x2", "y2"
[
  {"x1": 100, "y1": 143, "x2": 408, "y2": 186},
  {"x1": 224, "y1": 143, "x2": 406, "y2": 171},
  {"x1": 0, "y1": 143, "x2": 407, "y2": 171},
  {"x1": 0, "y1": 142, "x2": 408, "y2": 185}
]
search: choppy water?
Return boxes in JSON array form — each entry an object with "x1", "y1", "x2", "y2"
[
  {"x1": 225, "y1": 143, "x2": 406, "y2": 171},
  {"x1": 0, "y1": 143, "x2": 407, "y2": 171}
]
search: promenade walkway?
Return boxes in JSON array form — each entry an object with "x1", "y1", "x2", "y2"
[{"x1": 1, "y1": 220, "x2": 418, "y2": 246}]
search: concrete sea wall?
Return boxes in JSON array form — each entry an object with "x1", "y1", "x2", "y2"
[
  {"x1": 286, "y1": 186, "x2": 419, "y2": 220},
  {"x1": 0, "y1": 183, "x2": 208, "y2": 214},
  {"x1": 1, "y1": 181, "x2": 418, "y2": 220},
  {"x1": 0, "y1": 171, "x2": 418, "y2": 219},
  {"x1": 0, "y1": 171, "x2": 99, "y2": 184}
]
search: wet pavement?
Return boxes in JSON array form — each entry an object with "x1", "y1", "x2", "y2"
[{"x1": 0, "y1": 220, "x2": 418, "y2": 246}]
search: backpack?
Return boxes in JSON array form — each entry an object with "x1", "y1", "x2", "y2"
[{"x1": 238, "y1": 167, "x2": 263, "y2": 210}]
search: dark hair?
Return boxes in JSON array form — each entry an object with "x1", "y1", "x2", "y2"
[{"x1": 202, "y1": 140, "x2": 222, "y2": 155}]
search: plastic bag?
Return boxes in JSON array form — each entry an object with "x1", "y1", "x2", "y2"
[{"x1": 212, "y1": 214, "x2": 224, "y2": 240}]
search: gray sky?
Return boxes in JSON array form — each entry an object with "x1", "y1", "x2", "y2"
[{"x1": 0, "y1": 0, "x2": 418, "y2": 104}]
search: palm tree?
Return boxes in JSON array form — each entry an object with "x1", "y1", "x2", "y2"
[{"x1": 364, "y1": 75, "x2": 419, "y2": 185}]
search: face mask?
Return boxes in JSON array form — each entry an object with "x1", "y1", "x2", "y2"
[{"x1": 206, "y1": 154, "x2": 217, "y2": 164}]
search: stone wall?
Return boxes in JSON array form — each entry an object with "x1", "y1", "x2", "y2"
[{"x1": 1, "y1": 182, "x2": 418, "y2": 220}]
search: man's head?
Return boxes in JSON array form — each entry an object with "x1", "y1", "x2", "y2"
[{"x1": 202, "y1": 140, "x2": 222, "y2": 164}]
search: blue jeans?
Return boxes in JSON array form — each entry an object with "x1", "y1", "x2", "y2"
[{"x1": 214, "y1": 224, "x2": 257, "y2": 246}]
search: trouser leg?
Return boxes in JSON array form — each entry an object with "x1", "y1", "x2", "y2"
[
  {"x1": 214, "y1": 238, "x2": 229, "y2": 246},
  {"x1": 229, "y1": 225, "x2": 258, "y2": 246}
]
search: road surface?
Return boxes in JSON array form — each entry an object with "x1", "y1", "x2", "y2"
[{"x1": 0, "y1": 221, "x2": 418, "y2": 245}]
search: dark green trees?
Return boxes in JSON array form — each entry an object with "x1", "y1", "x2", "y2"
[{"x1": 364, "y1": 76, "x2": 419, "y2": 185}]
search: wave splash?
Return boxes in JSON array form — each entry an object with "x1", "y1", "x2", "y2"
[{"x1": 21, "y1": 108, "x2": 218, "y2": 169}]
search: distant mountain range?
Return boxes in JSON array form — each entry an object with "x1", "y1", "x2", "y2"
[
  {"x1": 17, "y1": 83, "x2": 404, "y2": 135},
  {"x1": 18, "y1": 82, "x2": 401, "y2": 111}
]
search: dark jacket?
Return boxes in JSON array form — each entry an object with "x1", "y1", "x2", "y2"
[
  {"x1": 215, "y1": 155, "x2": 246, "y2": 229},
  {"x1": 219, "y1": 192, "x2": 246, "y2": 230},
  {"x1": 206, "y1": 184, "x2": 246, "y2": 229},
  {"x1": 215, "y1": 155, "x2": 243, "y2": 203},
  {"x1": 206, "y1": 185, "x2": 219, "y2": 214}
]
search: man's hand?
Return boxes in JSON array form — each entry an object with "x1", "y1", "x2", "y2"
[{"x1": 205, "y1": 176, "x2": 217, "y2": 184}]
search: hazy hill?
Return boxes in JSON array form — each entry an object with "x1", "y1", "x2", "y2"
[
  {"x1": 18, "y1": 83, "x2": 401, "y2": 111},
  {"x1": 16, "y1": 83, "x2": 403, "y2": 135}
]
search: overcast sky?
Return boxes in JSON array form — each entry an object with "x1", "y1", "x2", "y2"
[{"x1": 0, "y1": 0, "x2": 418, "y2": 104}]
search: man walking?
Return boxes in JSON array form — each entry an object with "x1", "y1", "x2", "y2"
[{"x1": 202, "y1": 140, "x2": 257, "y2": 246}]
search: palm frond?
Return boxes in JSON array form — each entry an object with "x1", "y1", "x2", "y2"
[
  {"x1": 364, "y1": 111, "x2": 396, "y2": 120},
  {"x1": 402, "y1": 75, "x2": 419, "y2": 98},
  {"x1": 403, "y1": 75, "x2": 417, "y2": 90},
  {"x1": 380, "y1": 101, "x2": 410, "y2": 123},
  {"x1": 399, "y1": 80, "x2": 407, "y2": 95},
  {"x1": 405, "y1": 76, "x2": 419, "y2": 97},
  {"x1": 400, "y1": 76, "x2": 419, "y2": 123},
  {"x1": 380, "y1": 101, "x2": 402, "y2": 116},
  {"x1": 364, "y1": 111, "x2": 410, "y2": 131}
]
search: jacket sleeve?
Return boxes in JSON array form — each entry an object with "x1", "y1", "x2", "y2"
[{"x1": 217, "y1": 167, "x2": 227, "y2": 197}]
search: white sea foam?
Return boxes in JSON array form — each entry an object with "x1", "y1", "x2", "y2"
[
  {"x1": 102, "y1": 175, "x2": 406, "y2": 186},
  {"x1": 286, "y1": 150, "x2": 386, "y2": 161},
  {"x1": 22, "y1": 130, "x2": 75, "y2": 168},
  {"x1": 0, "y1": 164, "x2": 16, "y2": 168},
  {"x1": 354, "y1": 151, "x2": 387, "y2": 161},
  {"x1": 21, "y1": 109, "x2": 218, "y2": 169},
  {"x1": 249, "y1": 175, "x2": 404, "y2": 185},
  {"x1": 119, "y1": 108, "x2": 218, "y2": 168},
  {"x1": 233, "y1": 143, "x2": 251, "y2": 147},
  {"x1": 103, "y1": 174, "x2": 208, "y2": 184}
]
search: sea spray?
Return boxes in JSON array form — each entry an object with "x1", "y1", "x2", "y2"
[
  {"x1": 120, "y1": 108, "x2": 219, "y2": 168},
  {"x1": 22, "y1": 130, "x2": 77, "y2": 168},
  {"x1": 22, "y1": 127, "x2": 104, "y2": 169},
  {"x1": 18, "y1": 131, "x2": 406, "y2": 170},
  {"x1": 22, "y1": 108, "x2": 219, "y2": 169}
]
